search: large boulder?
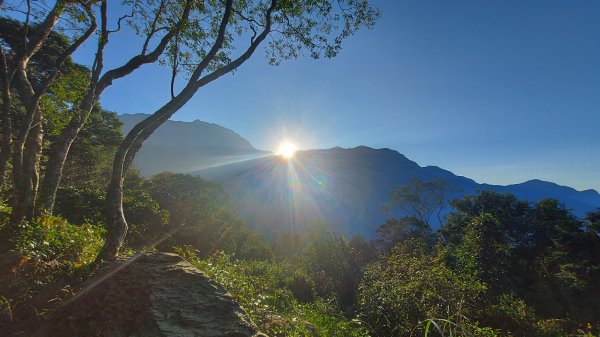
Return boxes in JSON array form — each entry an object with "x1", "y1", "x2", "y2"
[{"x1": 34, "y1": 252, "x2": 266, "y2": 337}]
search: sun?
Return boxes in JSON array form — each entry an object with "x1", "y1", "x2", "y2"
[{"x1": 277, "y1": 141, "x2": 297, "y2": 159}]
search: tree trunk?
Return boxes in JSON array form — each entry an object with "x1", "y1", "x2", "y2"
[
  {"x1": 96, "y1": 140, "x2": 132, "y2": 261},
  {"x1": 96, "y1": 0, "x2": 267, "y2": 260},
  {"x1": 5, "y1": 105, "x2": 42, "y2": 249},
  {"x1": 0, "y1": 49, "x2": 12, "y2": 191},
  {"x1": 99, "y1": 175, "x2": 128, "y2": 261},
  {"x1": 9, "y1": 103, "x2": 38, "y2": 225},
  {"x1": 37, "y1": 96, "x2": 94, "y2": 214},
  {"x1": 22, "y1": 107, "x2": 43, "y2": 218},
  {"x1": 97, "y1": 102, "x2": 184, "y2": 260}
]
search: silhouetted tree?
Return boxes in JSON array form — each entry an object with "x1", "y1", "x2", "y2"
[{"x1": 385, "y1": 177, "x2": 452, "y2": 228}]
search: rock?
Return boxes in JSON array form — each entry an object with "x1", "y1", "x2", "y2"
[{"x1": 34, "y1": 252, "x2": 267, "y2": 337}]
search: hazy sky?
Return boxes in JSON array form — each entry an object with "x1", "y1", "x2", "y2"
[{"x1": 69, "y1": 0, "x2": 600, "y2": 191}]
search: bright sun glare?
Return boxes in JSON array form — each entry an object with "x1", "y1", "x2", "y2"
[{"x1": 277, "y1": 142, "x2": 297, "y2": 158}]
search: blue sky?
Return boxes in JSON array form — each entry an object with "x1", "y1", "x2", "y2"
[{"x1": 69, "y1": 0, "x2": 600, "y2": 191}]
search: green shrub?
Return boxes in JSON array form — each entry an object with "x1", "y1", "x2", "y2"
[
  {"x1": 16, "y1": 215, "x2": 105, "y2": 276},
  {"x1": 0, "y1": 200, "x2": 10, "y2": 230},
  {"x1": 418, "y1": 316, "x2": 502, "y2": 337},
  {"x1": 534, "y1": 319, "x2": 598, "y2": 337},
  {"x1": 358, "y1": 240, "x2": 485, "y2": 337},
  {"x1": 177, "y1": 247, "x2": 368, "y2": 337}
]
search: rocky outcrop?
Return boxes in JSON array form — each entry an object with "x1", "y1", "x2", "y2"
[{"x1": 34, "y1": 252, "x2": 266, "y2": 337}]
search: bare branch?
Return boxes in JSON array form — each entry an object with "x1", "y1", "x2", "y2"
[
  {"x1": 250, "y1": 25, "x2": 258, "y2": 44},
  {"x1": 107, "y1": 13, "x2": 133, "y2": 34},
  {"x1": 23, "y1": 0, "x2": 31, "y2": 49},
  {"x1": 170, "y1": 34, "x2": 179, "y2": 99}
]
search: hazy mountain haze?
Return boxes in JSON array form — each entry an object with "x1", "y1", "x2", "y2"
[{"x1": 120, "y1": 115, "x2": 600, "y2": 236}]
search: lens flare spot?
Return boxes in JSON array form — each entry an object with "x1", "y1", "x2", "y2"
[{"x1": 277, "y1": 142, "x2": 297, "y2": 159}]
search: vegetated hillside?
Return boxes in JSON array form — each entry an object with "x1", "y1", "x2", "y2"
[
  {"x1": 119, "y1": 114, "x2": 267, "y2": 176},
  {"x1": 120, "y1": 117, "x2": 600, "y2": 236},
  {"x1": 195, "y1": 147, "x2": 472, "y2": 236},
  {"x1": 195, "y1": 146, "x2": 600, "y2": 236}
]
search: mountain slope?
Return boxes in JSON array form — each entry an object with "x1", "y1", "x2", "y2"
[
  {"x1": 195, "y1": 147, "x2": 600, "y2": 236},
  {"x1": 119, "y1": 114, "x2": 266, "y2": 176}
]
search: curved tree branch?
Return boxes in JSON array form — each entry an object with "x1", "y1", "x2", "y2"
[
  {"x1": 95, "y1": 0, "x2": 194, "y2": 95},
  {"x1": 33, "y1": 2, "x2": 97, "y2": 102}
]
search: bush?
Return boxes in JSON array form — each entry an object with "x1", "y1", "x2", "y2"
[
  {"x1": 534, "y1": 319, "x2": 598, "y2": 337},
  {"x1": 418, "y1": 316, "x2": 502, "y2": 337},
  {"x1": 486, "y1": 293, "x2": 536, "y2": 335},
  {"x1": 300, "y1": 234, "x2": 366, "y2": 313},
  {"x1": 16, "y1": 215, "x2": 105, "y2": 277},
  {"x1": 0, "y1": 200, "x2": 10, "y2": 230},
  {"x1": 177, "y1": 247, "x2": 368, "y2": 337},
  {"x1": 358, "y1": 240, "x2": 485, "y2": 337},
  {"x1": 54, "y1": 187, "x2": 105, "y2": 224}
]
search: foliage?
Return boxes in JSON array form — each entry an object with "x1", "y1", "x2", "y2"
[
  {"x1": 300, "y1": 231, "x2": 373, "y2": 313},
  {"x1": 375, "y1": 216, "x2": 433, "y2": 252},
  {"x1": 144, "y1": 172, "x2": 227, "y2": 227},
  {"x1": 125, "y1": 172, "x2": 273, "y2": 259},
  {"x1": 15, "y1": 215, "x2": 105, "y2": 278},
  {"x1": 118, "y1": 188, "x2": 173, "y2": 254},
  {"x1": 359, "y1": 239, "x2": 485, "y2": 337},
  {"x1": 585, "y1": 208, "x2": 600, "y2": 235},
  {"x1": 417, "y1": 315, "x2": 502, "y2": 337},
  {"x1": 439, "y1": 191, "x2": 600, "y2": 335},
  {"x1": 54, "y1": 187, "x2": 105, "y2": 225},
  {"x1": 385, "y1": 177, "x2": 453, "y2": 228},
  {"x1": 0, "y1": 200, "x2": 10, "y2": 229},
  {"x1": 58, "y1": 108, "x2": 123, "y2": 189},
  {"x1": 533, "y1": 320, "x2": 599, "y2": 337},
  {"x1": 178, "y1": 247, "x2": 369, "y2": 337}
]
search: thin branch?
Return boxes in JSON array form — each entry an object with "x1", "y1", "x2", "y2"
[
  {"x1": 33, "y1": 2, "x2": 97, "y2": 100},
  {"x1": 250, "y1": 25, "x2": 258, "y2": 43},
  {"x1": 0, "y1": 49, "x2": 13, "y2": 163},
  {"x1": 107, "y1": 13, "x2": 133, "y2": 34},
  {"x1": 18, "y1": 0, "x2": 66, "y2": 68},
  {"x1": 170, "y1": 34, "x2": 179, "y2": 99},
  {"x1": 95, "y1": 0, "x2": 194, "y2": 95},
  {"x1": 119, "y1": 0, "x2": 238, "y2": 169},
  {"x1": 23, "y1": 0, "x2": 31, "y2": 49},
  {"x1": 194, "y1": 0, "x2": 276, "y2": 90},
  {"x1": 141, "y1": 0, "x2": 167, "y2": 55},
  {"x1": 187, "y1": 0, "x2": 235, "y2": 84},
  {"x1": 90, "y1": 0, "x2": 108, "y2": 84},
  {"x1": 231, "y1": 5, "x2": 264, "y2": 28}
]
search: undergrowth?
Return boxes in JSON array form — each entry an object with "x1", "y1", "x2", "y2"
[
  {"x1": 177, "y1": 246, "x2": 369, "y2": 337},
  {"x1": 15, "y1": 214, "x2": 105, "y2": 280}
]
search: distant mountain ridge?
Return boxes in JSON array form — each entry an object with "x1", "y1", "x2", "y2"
[
  {"x1": 118, "y1": 115, "x2": 600, "y2": 236},
  {"x1": 194, "y1": 147, "x2": 600, "y2": 236}
]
